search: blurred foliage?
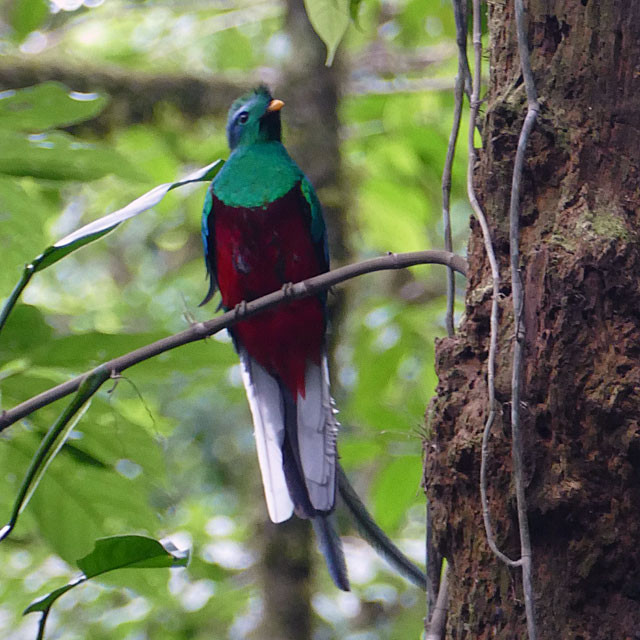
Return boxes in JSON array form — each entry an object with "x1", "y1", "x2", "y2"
[{"x1": 0, "y1": 0, "x2": 470, "y2": 638}]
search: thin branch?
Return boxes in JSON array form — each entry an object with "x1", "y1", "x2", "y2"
[
  {"x1": 468, "y1": 0, "x2": 521, "y2": 568},
  {"x1": 425, "y1": 562, "x2": 450, "y2": 640},
  {"x1": 510, "y1": 0, "x2": 540, "y2": 637},
  {"x1": 441, "y1": 0, "x2": 469, "y2": 337},
  {"x1": 0, "y1": 250, "x2": 467, "y2": 433}
]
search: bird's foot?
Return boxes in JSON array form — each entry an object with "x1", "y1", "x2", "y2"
[
  {"x1": 233, "y1": 300, "x2": 248, "y2": 319},
  {"x1": 281, "y1": 282, "x2": 295, "y2": 298}
]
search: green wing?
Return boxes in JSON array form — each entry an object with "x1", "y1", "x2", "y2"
[
  {"x1": 300, "y1": 176, "x2": 329, "y2": 272},
  {"x1": 200, "y1": 185, "x2": 218, "y2": 307}
]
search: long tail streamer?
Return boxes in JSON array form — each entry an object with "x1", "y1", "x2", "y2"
[
  {"x1": 311, "y1": 514, "x2": 350, "y2": 591},
  {"x1": 337, "y1": 464, "x2": 427, "y2": 590}
]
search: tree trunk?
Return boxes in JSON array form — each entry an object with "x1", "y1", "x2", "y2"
[{"x1": 425, "y1": 1, "x2": 640, "y2": 638}]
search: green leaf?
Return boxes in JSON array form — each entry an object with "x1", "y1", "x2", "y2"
[
  {"x1": 24, "y1": 535, "x2": 189, "y2": 639},
  {"x1": 303, "y1": 0, "x2": 350, "y2": 65},
  {"x1": 28, "y1": 454, "x2": 160, "y2": 561},
  {"x1": 0, "y1": 178, "x2": 50, "y2": 291},
  {"x1": 0, "y1": 83, "x2": 108, "y2": 131},
  {"x1": 0, "y1": 161, "x2": 223, "y2": 335},
  {"x1": 47, "y1": 159, "x2": 223, "y2": 256},
  {"x1": 0, "y1": 366, "x2": 109, "y2": 543},
  {"x1": 76, "y1": 535, "x2": 189, "y2": 577},
  {"x1": 349, "y1": 0, "x2": 363, "y2": 24},
  {"x1": 6, "y1": 0, "x2": 49, "y2": 41},
  {"x1": 0, "y1": 130, "x2": 137, "y2": 181}
]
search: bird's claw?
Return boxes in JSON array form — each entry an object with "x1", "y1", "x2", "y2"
[
  {"x1": 281, "y1": 282, "x2": 295, "y2": 298},
  {"x1": 234, "y1": 300, "x2": 248, "y2": 319}
]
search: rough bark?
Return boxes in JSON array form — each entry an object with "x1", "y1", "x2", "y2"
[{"x1": 425, "y1": 1, "x2": 640, "y2": 638}]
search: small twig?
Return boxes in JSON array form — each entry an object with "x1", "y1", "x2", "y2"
[
  {"x1": 0, "y1": 250, "x2": 467, "y2": 432},
  {"x1": 424, "y1": 1, "x2": 468, "y2": 626},
  {"x1": 425, "y1": 562, "x2": 450, "y2": 640},
  {"x1": 441, "y1": 0, "x2": 468, "y2": 337},
  {"x1": 509, "y1": 1, "x2": 540, "y2": 638},
  {"x1": 469, "y1": 0, "x2": 539, "y2": 634}
]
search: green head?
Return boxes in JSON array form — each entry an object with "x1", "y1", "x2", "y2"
[{"x1": 226, "y1": 86, "x2": 284, "y2": 150}]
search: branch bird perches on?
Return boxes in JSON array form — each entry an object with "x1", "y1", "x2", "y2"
[{"x1": 0, "y1": 250, "x2": 467, "y2": 433}]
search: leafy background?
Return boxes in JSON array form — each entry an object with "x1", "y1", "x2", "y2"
[{"x1": 0, "y1": 0, "x2": 470, "y2": 637}]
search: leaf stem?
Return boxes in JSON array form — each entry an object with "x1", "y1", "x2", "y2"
[{"x1": 0, "y1": 263, "x2": 35, "y2": 334}]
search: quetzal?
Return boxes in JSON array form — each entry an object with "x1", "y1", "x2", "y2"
[{"x1": 200, "y1": 86, "x2": 349, "y2": 590}]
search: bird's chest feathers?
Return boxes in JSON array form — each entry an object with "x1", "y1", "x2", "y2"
[
  {"x1": 213, "y1": 188, "x2": 320, "y2": 308},
  {"x1": 213, "y1": 144, "x2": 300, "y2": 208}
]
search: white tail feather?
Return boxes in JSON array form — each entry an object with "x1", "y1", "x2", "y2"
[
  {"x1": 297, "y1": 353, "x2": 338, "y2": 512},
  {"x1": 240, "y1": 351, "x2": 294, "y2": 523}
]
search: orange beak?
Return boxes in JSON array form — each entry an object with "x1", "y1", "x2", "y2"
[{"x1": 266, "y1": 99, "x2": 285, "y2": 112}]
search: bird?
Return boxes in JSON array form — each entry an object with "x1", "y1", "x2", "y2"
[{"x1": 200, "y1": 85, "x2": 349, "y2": 591}]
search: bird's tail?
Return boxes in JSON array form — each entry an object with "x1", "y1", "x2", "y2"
[
  {"x1": 337, "y1": 464, "x2": 427, "y2": 590},
  {"x1": 311, "y1": 514, "x2": 350, "y2": 591}
]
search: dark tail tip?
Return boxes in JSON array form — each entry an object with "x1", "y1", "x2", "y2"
[
  {"x1": 198, "y1": 286, "x2": 215, "y2": 308},
  {"x1": 312, "y1": 515, "x2": 350, "y2": 591},
  {"x1": 337, "y1": 464, "x2": 427, "y2": 590}
]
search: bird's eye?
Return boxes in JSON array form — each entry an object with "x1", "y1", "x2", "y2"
[{"x1": 238, "y1": 111, "x2": 249, "y2": 124}]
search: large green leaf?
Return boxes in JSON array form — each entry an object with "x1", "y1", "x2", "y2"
[
  {"x1": 0, "y1": 83, "x2": 108, "y2": 131},
  {"x1": 0, "y1": 367, "x2": 108, "y2": 543},
  {"x1": 5, "y1": 0, "x2": 49, "y2": 41},
  {"x1": 0, "y1": 161, "x2": 223, "y2": 335},
  {"x1": 0, "y1": 130, "x2": 137, "y2": 181},
  {"x1": 0, "y1": 179, "x2": 50, "y2": 292},
  {"x1": 303, "y1": 0, "x2": 350, "y2": 65},
  {"x1": 77, "y1": 535, "x2": 189, "y2": 578},
  {"x1": 24, "y1": 535, "x2": 189, "y2": 640},
  {"x1": 2, "y1": 432, "x2": 160, "y2": 561},
  {"x1": 47, "y1": 160, "x2": 222, "y2": 255}
]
